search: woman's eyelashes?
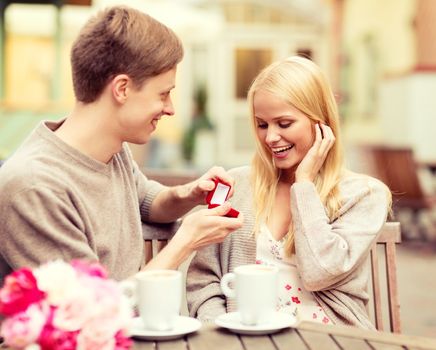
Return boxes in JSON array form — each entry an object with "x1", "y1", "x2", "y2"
[
  {"x1": 256, "y1": 121, "x2": 293, "y2": 129},
  {"x1": 278, "y1": 121, "x2": 292, "y2": 128}
]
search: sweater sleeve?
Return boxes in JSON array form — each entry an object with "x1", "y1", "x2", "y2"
[
  {"x1": 1, "y1": 186, "x2": 99, "y2": 272},
  {"x1": 186, "y1": 243, "x2": 226, "y2": 322},
  {"x1": 291, "y1": 177, "x2": 389, "y2": 291},
  {"x1": 129, "y1": 158, "x2": 165, "y2": 222}
]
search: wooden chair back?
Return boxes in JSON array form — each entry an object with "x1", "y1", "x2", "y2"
[
  {"x1": 144, "y1": 239, "x2": 168, "y2": 264},
  {"x1": 141, "y1": 168, "x2": 197, "y2": 263},
  {"x1": 359, "y1": 145, "x2": 431, "y2": 210},
  {"x1": 143, "y1": 168, "x2": 199, "y2": 187},
  {"x1": 370, "y1": 222, "x2": 402, "y2": 333},
  {"x1": 142, "y1": 221, "x2": 179, "y2": 264}
]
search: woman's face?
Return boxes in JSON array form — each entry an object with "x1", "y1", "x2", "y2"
[{"x1": 253, "y1": 89, "x2": 314, "y2": 173}]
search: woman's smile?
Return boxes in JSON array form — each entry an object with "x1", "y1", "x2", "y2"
[{"x1": 271, "y1": 145, "x2": 294, "y2": 158}]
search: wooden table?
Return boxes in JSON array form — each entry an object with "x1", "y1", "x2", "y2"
[{"x1": 133, "y1": 321, "x2": 436, "y2": 350}]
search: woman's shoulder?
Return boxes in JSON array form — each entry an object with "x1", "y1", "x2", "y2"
[
  {"x1": 226, "y1": 166, "x2": 253, "y2": 205},
  {"x1": 338, "y1": 170, "x2": 391, "y2": 201},
  {"x1": 228, "y1": 165, "x2": 251, "y2": 179},
  {"x1": 340, "y1": 170, "x2": 388, "y2": 188}
]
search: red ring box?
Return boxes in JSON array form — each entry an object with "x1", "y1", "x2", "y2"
[{"x1": 205, "y1": 179, "x2": 240, "y2": 218}]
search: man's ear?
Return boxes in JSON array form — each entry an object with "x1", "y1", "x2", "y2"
[{"x1": 111, "y1": 74, "x2": 130, "y2": 104}]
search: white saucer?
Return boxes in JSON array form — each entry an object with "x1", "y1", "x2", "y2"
[
  {"x1": 130, "y1": 316, "x2": 201, "y2": 341},
  {"x1": 215, "y1": 311, "x2": 297, "y2": 335}
]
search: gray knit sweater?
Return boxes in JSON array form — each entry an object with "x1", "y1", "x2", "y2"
[
  {"x1": 186, "y1": 166, "x2": 389, "y2": 329},
  {"x1": 0, "y1": 120, "x2": 164, "y2": 283}
]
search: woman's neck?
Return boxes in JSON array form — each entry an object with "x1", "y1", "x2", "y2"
[{"x1": 278, "y1": 169, "x2": 296, "y2": 185}]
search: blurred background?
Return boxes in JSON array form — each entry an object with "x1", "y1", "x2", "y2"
[{"x1": 0, "y1": 0, "x2": 435, "y2": 337}]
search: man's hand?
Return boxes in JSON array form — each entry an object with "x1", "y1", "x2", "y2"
[
  {"x1": 144, "y1": 203, "x2": 244, "y2": 270},
  {"x1": 172, "y1": 202, "x2": 244, "y2": 251},
  {"x1": 178, "y1": 166, "x2": 235, "y2": 205}
]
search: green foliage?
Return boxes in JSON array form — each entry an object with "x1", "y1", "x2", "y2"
[{"x1": 182, "y1": 85, "x2": 214, "y2": 162}]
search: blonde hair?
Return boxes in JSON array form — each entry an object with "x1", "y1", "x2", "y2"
[{"x1": 248, "y1": 56, "x2": 344, "y2": 254}]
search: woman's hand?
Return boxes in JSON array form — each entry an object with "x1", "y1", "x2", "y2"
[
  {"x1": 295, "y1": 123, "x2": 335, "y2": 183},
  {"x1": 178, "y1": 166, "x2": 235, "y2": 205}
]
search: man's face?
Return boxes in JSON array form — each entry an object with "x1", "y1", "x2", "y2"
[{"x1": 118, "y1": 67, "x2": 177, "y2": 144}]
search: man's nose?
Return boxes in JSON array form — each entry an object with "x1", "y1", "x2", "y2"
[{"x1": 163, "y1": 99, "x2": 175, "y2": 116}]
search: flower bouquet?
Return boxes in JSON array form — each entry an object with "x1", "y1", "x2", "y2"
[{"x1": 0, "y1": 260, "x2": 133, "y2": 350}]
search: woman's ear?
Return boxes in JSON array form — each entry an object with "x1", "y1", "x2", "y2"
[{"x1": 111, "y1": 74, "x2": 130, "y2": 104}]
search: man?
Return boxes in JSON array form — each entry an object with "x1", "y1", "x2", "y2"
[{"x1": 0, "y1": 6, "x2": 243, "y2": 283}]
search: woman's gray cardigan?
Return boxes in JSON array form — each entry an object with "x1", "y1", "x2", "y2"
[{"x1": 186, "y1": 166, "x2": 389, "y2": 329}]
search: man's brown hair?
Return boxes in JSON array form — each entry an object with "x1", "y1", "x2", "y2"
[{"x1": 71, "y1": 6, "x2": 184, "y2": 103}]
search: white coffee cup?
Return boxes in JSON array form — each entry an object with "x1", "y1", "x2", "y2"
[
  {"x1": 121, "y1": 269, "x2": 182, "y2": 331},
  {"x1": 221, "y1": 264, "x2": 278, "y2": 326}
]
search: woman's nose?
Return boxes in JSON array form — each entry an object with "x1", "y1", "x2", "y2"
[{"x1": 265, "y1": 127, "x2": 280, "y2": 143}]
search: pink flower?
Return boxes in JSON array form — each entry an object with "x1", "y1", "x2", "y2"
[
  {"x1": 83, "y1": 277, "x2": 131, "y2": 328},
  {"x1": 0, "y1": 268, "x2": 46, "y2": 316},
  {"x1": 114, "y1": 330, "x2": 132, "y2": 350},
  {"x1": 0, "y1": 303, "x2": 48, "y2": 349},
  {"x1": 53, "y1": 289, "x2": 95, "y2": 332},
  {"x1": 0, "y1": 260, "x2": 132, "y2": 350},
  {"x1": 39, "y1": 323, "x2": 79, "y2": 350},
  {"x1": 76, "y1": 322, "x2": 116, "y2": 350},
  {"x1": 71, "y1": 260, "x2": 107, "y2": 279}
]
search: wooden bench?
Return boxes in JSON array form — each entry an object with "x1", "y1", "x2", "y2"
[
  {"x1": 142, "y1": 221, "x2": 403, "y2": 333},
  {"x1": 141, "y1": 221, "x2": 179, "y2": 264},
  {"x1": 143, "y1": 168, "x2": 199, "y2": 187},
  {"x1": 370, "y1": 222, "x2": 402, "y2": 333}
]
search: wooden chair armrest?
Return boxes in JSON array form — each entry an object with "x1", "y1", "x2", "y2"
[{"x1": 142, "y1": 220, "x2": 182, "y2": 241}]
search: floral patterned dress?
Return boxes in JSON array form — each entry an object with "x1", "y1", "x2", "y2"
[{"x1": 256, "y1": 224, "x2": 331, "y2": 324}]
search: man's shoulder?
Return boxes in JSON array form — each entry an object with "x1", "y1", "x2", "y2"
[{"x1": 0, "y1": 151, "x2": 67, "y2": 201}]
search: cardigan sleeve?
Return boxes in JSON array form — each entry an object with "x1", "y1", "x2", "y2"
[
  {"x1": 291, "y1": 177, "x2": 389, "y2": 291},
  {"x1": 186, "y1": 243, "x2": 226, "y2": 322}
]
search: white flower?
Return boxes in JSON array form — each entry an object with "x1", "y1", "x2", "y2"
[{"x1": 33, "y1": 260, "x2": 80, "y2": 306}]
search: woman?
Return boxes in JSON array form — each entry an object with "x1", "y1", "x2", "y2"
[{"x1": 186, "y1": 56, "x2": 391, "y2": 329}]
